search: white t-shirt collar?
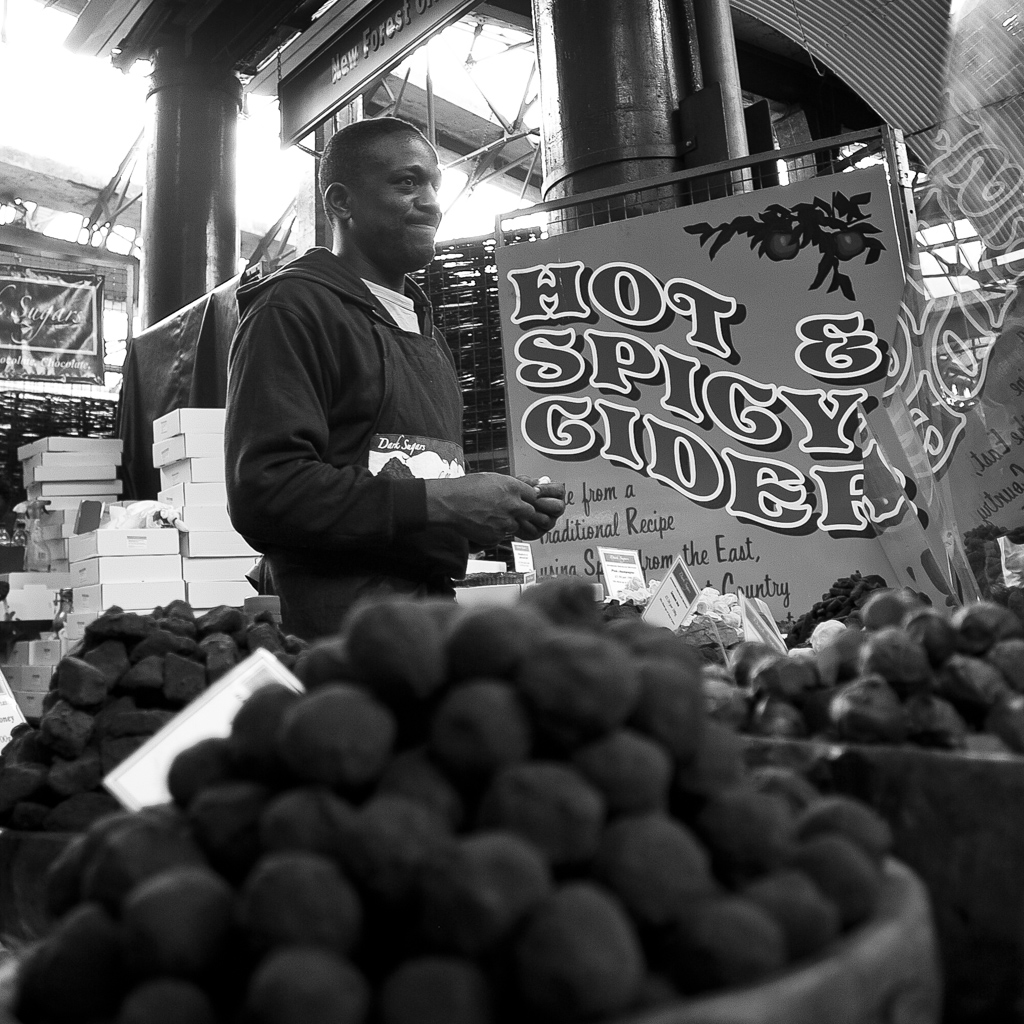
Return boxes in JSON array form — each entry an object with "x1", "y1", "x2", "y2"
[{"x1": 362, "y1": 279, "x2": 421, "y2": 334}]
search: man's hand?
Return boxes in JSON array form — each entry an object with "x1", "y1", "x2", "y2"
[
  {"x1": 424, "y1": 474, "x2": 541, "y2": 547},
  {"x1": 512, "y1": 476, "x2": 566, "y2": 541}
]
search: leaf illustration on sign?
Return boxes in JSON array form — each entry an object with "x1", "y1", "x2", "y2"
[{"x1": 685, "y1": 191, "x2": 886, "y2": 300}]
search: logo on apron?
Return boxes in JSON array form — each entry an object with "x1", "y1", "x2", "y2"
[{"x1": 368, "y1": 434, "x2": 465, "y2": 480}]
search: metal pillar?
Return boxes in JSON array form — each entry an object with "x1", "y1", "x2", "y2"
[
  {"x1": 692, "y1": 0, "x2": 748, "y2": 160},
  {"x1": 142, "y1": 45, "x2": 241, "y2": 327},
  {"x1": 532, "y1": 0, "x2": 688, "y2": 202}
]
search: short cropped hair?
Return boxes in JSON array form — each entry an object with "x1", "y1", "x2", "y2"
[{"x1": 318, "y1": 116, "x2": 431, "y2": 205}]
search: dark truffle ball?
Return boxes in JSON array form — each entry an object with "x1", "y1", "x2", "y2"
[
  {"x1": 513, "y1": 882, "x2": 645, "y2": 1021},
  {"x1": 478, "y1": 762, "x2": 605, "y2": 867}
]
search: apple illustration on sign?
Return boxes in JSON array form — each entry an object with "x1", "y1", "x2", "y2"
[
  {"x1": 834, "y1": 229, "x2": 868, "y2": 260},
  {"x1": 765, "y1": 231, "x2": 801, "y2": 261},
  {"x1": 686, "y1": 191, "x2": 885, "y2": 300}
]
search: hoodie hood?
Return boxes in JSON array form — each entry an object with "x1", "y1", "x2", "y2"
[{"x1": 237, "y1": 246, "x2": 435, "y2": 333}]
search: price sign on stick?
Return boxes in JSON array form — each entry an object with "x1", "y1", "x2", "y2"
[
  {"x1": 104, "y1": 649, "x2": 304, "y2": 811},
  {"x1": 0, "y1": 669, "x2": 27, "y2": 752},
  {"x1": 597, "y1": 547, "x2": 646, "y2": 602},
  {"x1": 739, "y1": 593, "x2": 788, "y2": 653},
  {"x1": 510, "y1": 541, "x2": 535, "y2": 574},
  {"x1": 643, "y1": 554, "x2": 702, "y2": 630}
]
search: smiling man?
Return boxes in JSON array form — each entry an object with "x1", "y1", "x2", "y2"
[{"x1": 224, "y1": 117, "x2": 565, "y2": 639}]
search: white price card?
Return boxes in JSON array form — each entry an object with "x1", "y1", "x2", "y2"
[
  {"x1": 0, "y1": 669, "x2": 27, "y2": 753},
  {"x1": 597, "y1": 547, "x2": 646, "y2": 602},
  {"x1": 642, "y1": 554, "x2": 702, "y2": 629},
  {"x1": 511, "y1": 541, "x2": 535, "y2": 574},
  {"x1": 739, "y1": 593, "x2": 788, "y2": 653},
  {"x1": 104, "y1": 648, "x2": 304, "y2": 811}
]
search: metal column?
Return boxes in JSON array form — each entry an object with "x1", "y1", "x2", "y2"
[
  {"x1": 532, "y1": 0, "x2": 688, "y2": 203},
  {"x1": 142, "y1": 45, "x2": 241, "y2": 327},
  {"x1": 692, "y1": 0, "x2": 749, "y2": 160}
]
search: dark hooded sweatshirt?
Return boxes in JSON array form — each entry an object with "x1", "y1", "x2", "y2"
[{"x1": 224, "y1": 247, "x2": 468, "y2": 592}]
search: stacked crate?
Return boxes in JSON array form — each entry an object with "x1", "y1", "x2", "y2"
[
  {"x1": 69, "y1": 528, "x2": 184, "y2": 616},
  {"x1": 153, "y1": 408, "x2": 259, "y2": 612}
]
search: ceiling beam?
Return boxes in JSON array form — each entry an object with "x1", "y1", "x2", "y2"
[{"x1": 362, "y1": 74, "x2": 541, "y2": 196}]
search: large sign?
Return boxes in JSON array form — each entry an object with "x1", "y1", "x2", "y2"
[
  {"x1": 496, "y1": 167, "x2": 944, "y2": 621},
  {"x1": 0, "y1": 267, "x2": 104, "y2": 384},
  {"x1": 279, "y1": 0, "x2": 478, "y2": 145}
]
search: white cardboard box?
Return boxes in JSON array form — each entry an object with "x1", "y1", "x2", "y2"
[
  {"x1": 17, "y1": 437, "x2": 123, "y2": 461},
  {"x1": 179, "y1": 531, "x2": 258, "y2": 558},
  {"x1": 186, "y1": 580, "x2": 255, "y2": 608},
  {"x1": 454, "y1": 576, "x2": 537, "y2": 608},
  {"x1": 2, "y1": 665, "x2": 54, "y2": 692},
  {"x1": 64, "y1": 610, "x2": 100, "y2": 640},
  {"x1": 44, "y1": 537, "x2": 69, "y2": 560},
  {"x1": 153, "y1": 408, "x2": 226, "y2": 442},
  {"x1": 0, "y1": 572, "x2": 73, "y2": 589},
  {"x1": 39, "y1": 522, "x2": 77, "y2": 541},
  {"x1": 8, "y1": 639, "x2": 62, "y2": 666},
  {"x1": 178, "y1": 505, "x2": 232, "y2": 531},
  {"x1": 152, "y1": 434, "x2": 224, "y2": 468},
  {"x1": 21, "y1": 451, "x2": 122, "y2": 472},
  {"x1": 4, "y1": 587, "x2": 58, "y2": 620},
  {"x1": 159, "y1": 458, "x2": 225, "y2": 487},
  {"x1": 71, "y1": 554, "x2": 183, "y2": 587},
  {"x1": 35, "y1": 495, "x2": 119, "y2": 512},
  {"x1": 25, "y1": 464, "x2": 121, "y2": 483},
  {"x1": 13, "y1": 691, "x2": 45, "y2": 719},
  {"x1": 68, "y1": 529, "x2": 181, "y2": 561},
  {"x1": 182, "y1": 555, "x2": 259, "y2": 582},
  {"x1": 158, "y1": 481, "x2": 228, "y2": 507},
  {"x1": 74, "y1": 580, "x2": 187, "y2": 612},
  {"x1": 27, "y1": 479, "x2": 122, "y2": 498}
]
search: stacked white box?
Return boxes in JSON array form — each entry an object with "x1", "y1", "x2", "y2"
[
  {"x1": 1, "y1": 637, "x2": 61, "y2": 721},
  {"x1": 153, "y1": 409, "x2": 258, "y2": 611},
  {"x1": 17, "y1": 437, "x2": 125, "y2": 566},
  {"x1": 69, "y1": 528, "x2": 183, "y2": 613}
]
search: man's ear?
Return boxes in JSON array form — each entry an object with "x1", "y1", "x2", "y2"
[{"x1": 324, "y1": 181, "x2": 352, "y2": 222}]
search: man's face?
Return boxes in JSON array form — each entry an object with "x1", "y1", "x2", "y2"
[{"x1": 341, "y1": 134, "x2": 443, "y2": 284}]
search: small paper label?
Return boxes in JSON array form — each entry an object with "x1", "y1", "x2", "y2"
[
  {"x1": 103, "y1": 649, "x2": 304, "y2": 810},
  {"x1": 739, "y1": 593, "x2": 788, "y2": 653},
  {"x1": 643, "y1": 554, "x2": 702, "y2": 629},
  {"x1": 511, "y1": 541, "x2": 535, "y2": 573},
  {"x1": 597, "y1": 547, "x2": 647, "y2": 602}
]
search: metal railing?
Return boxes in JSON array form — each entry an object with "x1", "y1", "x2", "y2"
[{"x1": 496, "y1": 126, "x2": 912, "y2": 260}]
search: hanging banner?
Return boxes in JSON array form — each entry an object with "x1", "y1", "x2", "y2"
[
  {"x1": 887, "y1": 0, "x2": 1024, "y2": 603},
  {"x1": 0, "y1": 267, "x2": 104, "y2": 384},
  {"x1": 495, "y1": 166, "x2": 960, "y2": 622}
]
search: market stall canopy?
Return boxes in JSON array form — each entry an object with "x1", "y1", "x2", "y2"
[{"x1": 57, "y1": 0, "x2": 950, "y2": 142}]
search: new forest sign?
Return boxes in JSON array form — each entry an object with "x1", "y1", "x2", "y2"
[
  {"x1": 279, "y1": 0, "x2": 478, "y2": 145},
  {"x1": 496, "y1": 167, "x2": 933, "y2": 620}
]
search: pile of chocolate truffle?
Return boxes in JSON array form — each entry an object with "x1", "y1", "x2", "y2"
[{"x1": 14, "y1": 579, "x2": 893, "y2": 1024}]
